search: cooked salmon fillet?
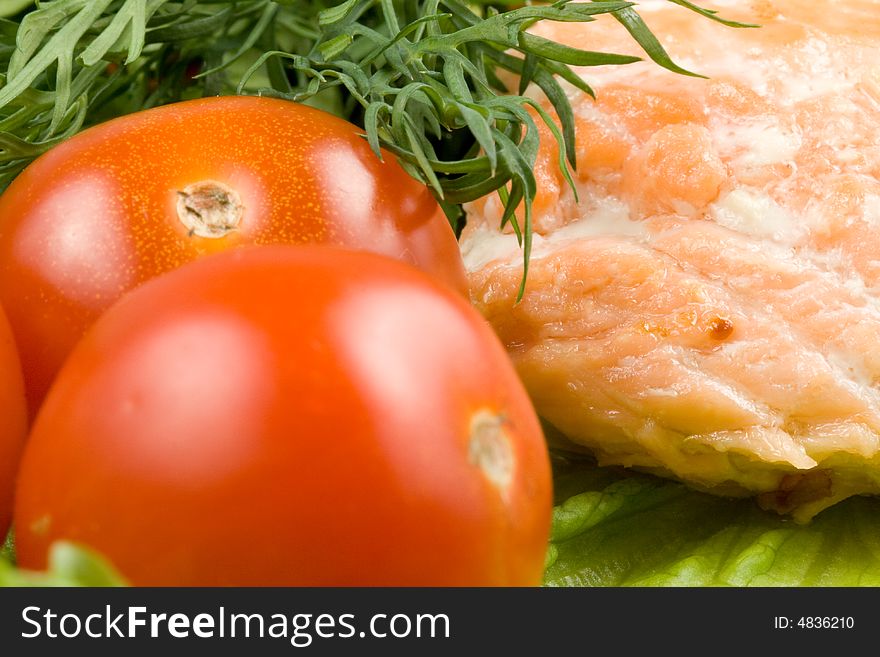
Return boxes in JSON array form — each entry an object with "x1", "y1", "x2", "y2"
[{"x1": 461, "y1": 0, "x2": 880, "y2": 520}]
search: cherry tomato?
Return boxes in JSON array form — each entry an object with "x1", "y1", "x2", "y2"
[
  {"x1": 0, "y1": 96, "x2": 467, "y2": 416},
  {"x1": 0, "y1": 304, "x2": 26, "y2": 540},
  {"x1": 14, "y1": 246, "x2": 551, "y2": 586}
]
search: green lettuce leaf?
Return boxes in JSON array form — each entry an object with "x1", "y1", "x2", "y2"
[
  {"x1": 0, "y1": 1, "x2": 32, "y2": 19},
  {"x1": 1, "y1": 529, "x2": 13, "y2": 563},
  {"x1": 0, "y1": 535, "x2": 126, "y2": 587},
  {"x1": 545, "y1": 456, "x2": 880, "y2": 586}
]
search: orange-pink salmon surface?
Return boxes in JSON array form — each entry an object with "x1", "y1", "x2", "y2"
[{"x1": 461, "y1": 0, "x2": 880, "y2": 521}]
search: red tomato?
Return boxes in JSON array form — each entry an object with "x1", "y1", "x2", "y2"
[
  {"x1": 0, "y1": 305, "x2": 27, "y2": 540},
  {"x1": 14, "y1": 246, "x2": 551, "y2": 586},
  {"x1": 0, "y1": 96, "x2": 467, "y2": 416}
]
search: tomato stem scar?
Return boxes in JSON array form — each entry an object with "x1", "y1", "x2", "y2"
[
  {"x1": 469, "y1": 410, "x2": 514, "y2": 497},
  {"x1": 176, "y1": 180, "x2": 243, "y2": 238}
]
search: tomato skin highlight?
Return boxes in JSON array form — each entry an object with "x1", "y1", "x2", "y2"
[
  {"x1": 14, "y1": 246, "x2": 551, "y2": 586},
  {"x1": 0, "y1": 96, "x2": 467, "y2": 416},
  {"x1": 0, "y1": 304, "x2": 26, "y2": 539}
]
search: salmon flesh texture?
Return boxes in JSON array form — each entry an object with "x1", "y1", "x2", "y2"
[{"x1": 461, "y1": 0, "x2": 880, "y2": 521}]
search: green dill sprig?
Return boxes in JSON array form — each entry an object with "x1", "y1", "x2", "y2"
[{"x1": 0, "y1": 0, "x2": 754, "y2": 293}]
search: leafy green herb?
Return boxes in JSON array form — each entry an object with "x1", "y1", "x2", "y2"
[{"x1": 0, "y1": 0, "x2": 748, "y2": 292}]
